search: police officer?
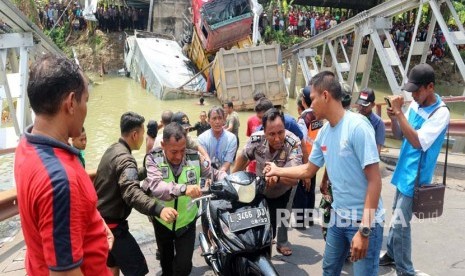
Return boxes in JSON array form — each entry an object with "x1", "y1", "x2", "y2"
[
  {"x1": 93, "y1": 112, "x2": 177, "y2": 276},
  {"x1": 233, "y1": 108, "x2": 302, "y2": 256},
  {"x1": 142, "y1": 122, "x2": 226, "y2": 276}
]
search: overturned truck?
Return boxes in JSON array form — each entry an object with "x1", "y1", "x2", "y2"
[{"x1": 187, "y1": 0, "x2": 286, "y2": 110}]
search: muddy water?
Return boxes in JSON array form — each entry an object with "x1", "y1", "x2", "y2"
[
  {"x1": 1, "y1": 77, "x2": 464, "y2": 191},
  {"x1": 1, "y1": 76, "x2": 464, "y2": 244}
]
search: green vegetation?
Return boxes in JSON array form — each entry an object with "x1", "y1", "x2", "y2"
[
  {"x1": 263, "y1": 26, "x2": 305, "y2": 48},
  {"x1": 44, "y1": 23, "x2": 72, "y2": 55}
]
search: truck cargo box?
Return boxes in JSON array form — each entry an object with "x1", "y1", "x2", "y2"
[{"x1": 213, "y1": 44, "x2": 286, "y2": 110}]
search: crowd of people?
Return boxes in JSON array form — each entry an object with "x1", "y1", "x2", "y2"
[
  {"x1": 271, "y1": 8, "x2": 344, "y2": 38},
  {"x1": 38, "y1": 2, "x2": 147, "y2": 32},
  {"x1": 14, "y1": 52, "x2": 449, "y2": 276}
]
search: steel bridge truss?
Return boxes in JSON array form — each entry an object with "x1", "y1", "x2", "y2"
[
  {"x1": 283, "y1": 0, "x2": 465, "y2": 99},
  {"x1": 0, "y1": 0, "x2": 63, "y2": 148}
]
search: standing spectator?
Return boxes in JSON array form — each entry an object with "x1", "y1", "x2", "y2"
[
  {"x1": 93, "y1": 111, "x2": 177, "y2": 276},
  {"x1": 329, "y1": 16, "x2": 337, "y2": 28},
  {"x1": 356, "y1": 88, "x2": 386, "y2": 154},
  {"x1": 132, "y1": 7, "x2": 139, "y2": 30},
  {"x1": 265, "y1": 71, "x2": 384, "y2": 275},
  {"x1": 223, "y1": 101, "x2": 240, "y2": 157},
  {"x1": 294, "y1": 86, "x2": 324, "y2": 228},
  {"x1": 145, "y1": 120, "x2": 158, "y2": 154},
  {"x1": 198, "y1": 106, "x2": 237, "y2": 172},
  {"x1": 189, "y1": 111, "x2": 211, "y2": 136},
  {"x1": 310, "y1": 13, "x2": 316, "y2": 36},
  {"x1": 273, "y1": 10, "x2": 279, "y2": 31},
  {"x1": 245, "y1": 92, "x2": 265, "y2": 173},
  {"x1": 380, "y1": 64, "x2": 450, "y2": 275},
  {"x1": 142, "y1": 123, "x2": 226, "y2": 276},
  {"x1": 14, "y1": 54, "x2": 113, "y2": 275},
  {"x1": 71, "y1": 127, "x2": 88, "y2": 168}
]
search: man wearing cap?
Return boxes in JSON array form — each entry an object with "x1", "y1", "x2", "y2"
[
  {"x1": 356, "y1": 88, "x2": 386, "y2": 154},
  {"x1": 379, "y1": 64, "x2": 450, "y2": 275},
  {"x1": 142, "y1": 122, "x2": 226, "y2": 275}
]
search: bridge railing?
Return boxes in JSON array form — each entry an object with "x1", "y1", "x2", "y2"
[{"x1": 0, "y1": 147, "x2": 96, "y2": 222}]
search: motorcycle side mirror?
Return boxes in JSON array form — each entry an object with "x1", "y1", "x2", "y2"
[
  {"x1": 256, "y1": 176, "x2": 266, "y2": 195},
  {"x1": 209, "y1": 180, "x2": 239, "y2": 202}
]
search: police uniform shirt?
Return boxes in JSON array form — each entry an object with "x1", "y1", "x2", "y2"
[{"x1": 242, "y1": 130, "x2": 302, "y2": 198}]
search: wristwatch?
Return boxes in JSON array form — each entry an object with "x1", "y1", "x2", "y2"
[
  {"x1": 359, "y1": 225, "x2": 371, "y2": 238},
  {"x1": 179, "y1": 184, "x2": 187, "y2": 196}
]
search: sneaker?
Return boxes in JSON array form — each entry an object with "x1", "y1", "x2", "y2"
[{"x1": 379, "y1": 253, "x2": 395, "y2": 266}]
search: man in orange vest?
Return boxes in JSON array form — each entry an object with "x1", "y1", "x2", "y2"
[{"x1": 294, "y1": 86, "x2": 324, "y2": 229}]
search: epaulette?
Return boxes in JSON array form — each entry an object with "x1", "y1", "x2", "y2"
[
  {"x1": 250, "y1": 134, "x2": 262, "y2": 143},
  {"x1": 285, "y1": 135, "x2": 297, "y2": 147}
]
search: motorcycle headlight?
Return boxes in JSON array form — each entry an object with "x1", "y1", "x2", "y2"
[{"x1": 232, "y1": 181, "x2": 256, "y2": 203}]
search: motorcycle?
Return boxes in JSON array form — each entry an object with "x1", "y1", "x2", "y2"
[{"x1": 192, "y1": 171, "x2": 278, "y2": 276}]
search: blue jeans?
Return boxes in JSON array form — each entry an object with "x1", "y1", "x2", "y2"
[
  {"x1": 386, "y1": 189, "x2": 415, "y2": 275},
  {"x1": 322, "y1": 213, "x2": 383, "y2": 276}
]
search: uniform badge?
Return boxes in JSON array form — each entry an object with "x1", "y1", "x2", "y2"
[
  {"x1": 186, "y1": 169, "x2": 197, "y2": 184},
  {"x1": 160, "y1": 166, "x2": 169, "y2": 179},
  {"x1": 285, "y1": 135, "x2": 296, "y2": 147},
  {"x1": 311, "y1": 120, "x2": 324, "y2": 131}
]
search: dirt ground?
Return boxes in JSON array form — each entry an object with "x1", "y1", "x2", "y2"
[{"x1": 69, "y1": 30, "x2": 127, "y2": 77}]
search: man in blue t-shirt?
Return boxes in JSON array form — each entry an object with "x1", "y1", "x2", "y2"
[
  {"x1": 265, "y1": 71, "x2": 383, "y2": 276},
  {"x1": 356, "y1": 88, "x2": 386, "y2": 154},
  {"x1": 379, "y1": 64, "x2": 449, "y2": 275}
]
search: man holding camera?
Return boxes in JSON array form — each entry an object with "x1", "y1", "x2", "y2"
[{"x1": 380, "y1": 64, "x2": 450, "y2": 276}]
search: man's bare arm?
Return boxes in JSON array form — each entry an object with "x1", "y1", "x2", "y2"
[
  {"x1": 232, "y1": 150, "x2": 249, "y2": 173},
  {"x1": 264, "y1": 162, "x2": 319, "y2": 180}
]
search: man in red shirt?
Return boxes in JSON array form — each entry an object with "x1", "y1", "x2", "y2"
[{"x1": 14, "y1": 54, "x2": 113, "y2": 275}]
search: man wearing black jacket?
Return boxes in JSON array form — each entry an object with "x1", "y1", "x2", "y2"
[{"x1": 94, "y1": 111, "x2": 177, "y2": 276}]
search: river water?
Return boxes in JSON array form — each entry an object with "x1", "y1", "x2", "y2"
[{"x1": 1, "y1": 76, "x2": 464, "y2": 244}]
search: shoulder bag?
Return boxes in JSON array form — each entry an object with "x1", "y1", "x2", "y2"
[{"x1": 412, "y1": 106, "x2": 449, "y2": 219}]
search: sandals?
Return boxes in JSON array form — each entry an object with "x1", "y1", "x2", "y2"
[{"x1": 277, "y1": 246, "x2": 293, "y2": 256}]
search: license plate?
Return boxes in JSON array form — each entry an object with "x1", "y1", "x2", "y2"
[{"x1": 227, "y1": 207, "x2": 269, "y2": 232}]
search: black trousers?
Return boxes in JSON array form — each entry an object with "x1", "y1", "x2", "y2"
[
  {"x1": 266, "y1": 189, "x2": 291, "y2": 239},
  {"x1": 107, "y1": 221, "x2": 149, "y2": 276},
  {"x1": 293, "y1": 176, "x2": 316, "y2": 226},
  {"x1": 153, "y1": 219, "x2": 196, "y2": 276}
]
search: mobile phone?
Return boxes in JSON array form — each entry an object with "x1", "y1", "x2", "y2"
[{"x1": 384, "y1": 97, "x2": 391, "y2": 107}]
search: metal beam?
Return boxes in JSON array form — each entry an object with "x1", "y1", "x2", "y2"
[
  {"x1": 0, "y1": 0, "x2": 63, "y2": 57},
  {"x1": 0, "y1": 33, "x2": 34, "y2": 49},
  {"x1": 282, "y1": 0, "x2": 422, "y2": 60},
  {"x1": 0, "y1": 53, "x2": 20, "y2": 135}
]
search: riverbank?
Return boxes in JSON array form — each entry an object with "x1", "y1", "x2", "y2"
[{"x1": 64, "y1": 29, "x2": 465, "y2": 88}]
